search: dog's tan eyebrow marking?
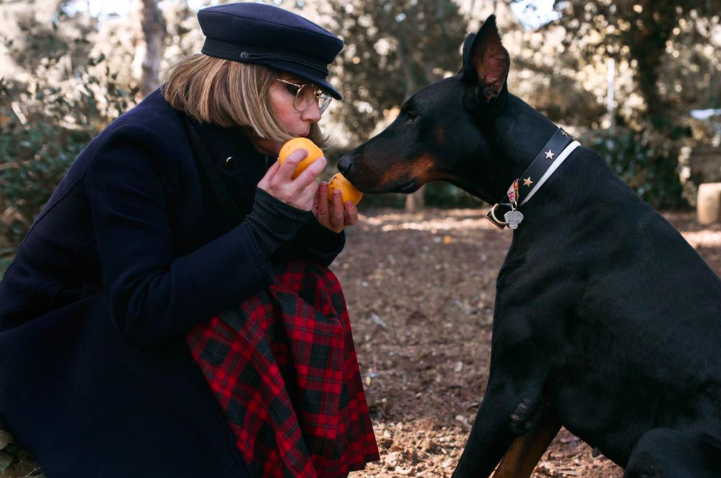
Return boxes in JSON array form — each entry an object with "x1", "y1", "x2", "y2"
[{"x1": 436, "y1": 127, "x2": 445, "y2": 145}]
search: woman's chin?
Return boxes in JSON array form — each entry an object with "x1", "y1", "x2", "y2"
[{"x1": 249, "y1": 136, "x2": 283, "y2": 156}]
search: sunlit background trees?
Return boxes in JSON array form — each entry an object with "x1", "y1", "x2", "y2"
[{"x1": 2, "y1": 0, "x2": 720, "y2": 260}]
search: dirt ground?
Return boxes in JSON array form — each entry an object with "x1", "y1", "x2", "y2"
[
  {"x1": 2, "y1": 208, "x2": 719, "y2": 478},
  {"x1": 333, "y1": 208, "x2": 721, "y2": 478}
]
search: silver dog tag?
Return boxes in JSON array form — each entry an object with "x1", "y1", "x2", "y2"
[{"x1": 504, "y1": 210, "x2": 524, "y2": 229}]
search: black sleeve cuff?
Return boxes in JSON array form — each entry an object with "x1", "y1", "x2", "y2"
[
  {"x1": 295, "y1": 216, "x2": 346, "y2": 264},
  {"x1": 245, "y1": 188, "x2": 312, "y2": 255}
]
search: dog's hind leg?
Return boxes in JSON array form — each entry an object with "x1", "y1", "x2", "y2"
[{"x1": 624, "y1": 428, "x2": 721, "y2": 478}]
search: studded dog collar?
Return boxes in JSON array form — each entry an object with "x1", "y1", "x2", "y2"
[{"x1": 487, "y1": 128, "x2": 580, "y2": 230}]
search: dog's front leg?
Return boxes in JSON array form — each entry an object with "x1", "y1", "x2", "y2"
[
  {"x1": 452, "y1": 373, "x2": 547, "y2": 478},
  {"x1": 451, "y1": 258, "x2": 565, "y2": 477},
  {"x1": 451, "y1": 302, "x2": 558, "y2": 478}
]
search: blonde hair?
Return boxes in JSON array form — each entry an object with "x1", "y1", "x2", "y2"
[{"x1": 162, "y1": 54, "x2": 326, "y2": 147}]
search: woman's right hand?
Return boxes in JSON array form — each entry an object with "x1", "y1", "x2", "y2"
[{"x1": 257, "y1": 148, "x2": 327, "y2": 211}]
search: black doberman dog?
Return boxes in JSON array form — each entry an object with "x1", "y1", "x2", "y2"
[{"x1": 338, "y1": 16, "x2": 721, "y2": 478}]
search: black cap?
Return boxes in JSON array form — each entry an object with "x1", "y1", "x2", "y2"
[{"x1": 198, "y1": 3, "x2": 344, "y2": 100}]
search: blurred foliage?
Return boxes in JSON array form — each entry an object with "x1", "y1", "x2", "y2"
[
  {"x1": 539, "y1": 0, "x2": 721, "y2": 207},
  {"x1": 0, "y1": 4, "x2": 139, "y2": 252},
  {"x1": 324, "y1": 0, "x2": 469, "y2": 143},
  {"x1": 580, "y1": 126, "x2": 689, "y2": 209},
  {"x1": 0, "y1": 104, "x2": 94, "y2": 248},
  {"x1": 552, "y1": 0, "x2": 721, "y2": 122}
]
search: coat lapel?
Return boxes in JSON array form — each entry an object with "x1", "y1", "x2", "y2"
[{"x1": 185, "y1": 117, "x2": 272, "y2": 222}]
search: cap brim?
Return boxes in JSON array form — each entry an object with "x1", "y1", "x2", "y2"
[{"x1": 270, "y1": 64, "x2": 342, "y2": 101}]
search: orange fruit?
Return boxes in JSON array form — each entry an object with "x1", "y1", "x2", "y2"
[
  {"x1": 278, "y1": 137, "x2": 325, "y2": 179},
  {"x1": 328, "y1": 173, "x2": 363, "y2": 205}
]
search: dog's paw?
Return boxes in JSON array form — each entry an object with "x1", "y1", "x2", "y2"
[{"x1": 509, "y1": 398, "x2": 539, "y2": 435}]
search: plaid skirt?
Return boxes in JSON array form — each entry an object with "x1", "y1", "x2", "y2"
[{"x1": 186, "y1": 261, "x2": 379, "y2": 478}]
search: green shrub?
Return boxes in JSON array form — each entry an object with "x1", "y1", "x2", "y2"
[
  {"x1": 0, "y1": 115, "x2": 94, "y2": 248},
  {"x1": 580, "y1": 127, "x2": 687, "y2": 210}
]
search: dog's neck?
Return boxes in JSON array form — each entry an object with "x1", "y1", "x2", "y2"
[
  {"x1": 452, "y1": 94, "x2": 565, "y2": 203},
  {"x1": 494, "y1": 94, "x2": 559, "y2": 180}
]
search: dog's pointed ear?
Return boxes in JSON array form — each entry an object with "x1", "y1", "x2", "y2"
[
  {"x1": 461, "y1": 33, "x2": 476, "y2": 70},
  {"x1": 461, "y1": 15, "x2": 509, "y2": 105}
]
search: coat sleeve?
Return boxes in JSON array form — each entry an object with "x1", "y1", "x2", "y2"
[
  {"x1": 86, "y1": 123, "x2": 275, "y2": 349},
  {"x1": 271, "y1": 216, "x2": 346, "y2": 268}
]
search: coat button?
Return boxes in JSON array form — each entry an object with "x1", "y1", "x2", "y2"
[
  {"x1": 225, "y1": 156, "x2": 237, "y2": 170},
  {"x1": 239, "y1": 52, "x2": 249, "y2": 62}
]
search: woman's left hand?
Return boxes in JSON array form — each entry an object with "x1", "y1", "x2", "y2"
[{"x1": 312, "y1": 181, "x2": 359, "y2": 233}]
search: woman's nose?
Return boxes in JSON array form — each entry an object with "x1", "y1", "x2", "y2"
[{"x1": 302, "y1": 100, "x2": 322, "y2": 122}]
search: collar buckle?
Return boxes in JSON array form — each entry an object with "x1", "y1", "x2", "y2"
[
  {"x1": 486, "y1": 203, "x2": 508, "y2": 230},
  {"x1": 485, "y1": 128, "x2": 575, "y2": 231}
]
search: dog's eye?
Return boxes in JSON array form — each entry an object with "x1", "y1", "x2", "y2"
[{"x1": 405, "y1": 112, "x2": 419, "y2": 123}]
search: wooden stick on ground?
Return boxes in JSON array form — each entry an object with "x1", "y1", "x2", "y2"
[{"x1": 492, "y1": 405, "x2": 562, "y2": 478}]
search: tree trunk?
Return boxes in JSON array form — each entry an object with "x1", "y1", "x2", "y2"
[
  {"x1": 627, "y1": 1, "x2": 677, "y2": 122},
  {"x1": 396, "y1": 17, "x2": 426, "y2": 211},
  {"x1": 132, "y1": 0, "x2": 165, "y2": 98},
  {"x1": 405, "y1": 189, "x2": 425, "y2": 211}
]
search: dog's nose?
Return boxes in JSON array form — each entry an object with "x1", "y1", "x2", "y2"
[{"x1": 337, "y1": 153, "x2": 355, "y2": 176}]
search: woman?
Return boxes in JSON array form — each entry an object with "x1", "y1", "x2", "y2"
[{"x1": 0, "y1": 3, "x2": 378, "y2": 477}]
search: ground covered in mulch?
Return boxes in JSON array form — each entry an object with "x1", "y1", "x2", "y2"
[
  {"x1": 334, "y1": 208, "x2": 721, "y2": 478},
  {"x1": 2, "y1": 209, "x2": 719, "y2": 478}
]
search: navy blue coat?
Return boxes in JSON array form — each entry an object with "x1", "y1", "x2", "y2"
[{"x1": 0, "y1": 89, "x2": 344, "y2": 477}]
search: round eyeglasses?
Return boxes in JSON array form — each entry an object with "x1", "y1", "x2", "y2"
[{"x1": 276, "y1": 79, "x2": 333, "y2": 114}]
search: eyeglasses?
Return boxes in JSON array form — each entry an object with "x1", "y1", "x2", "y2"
[{"x1": 276, "y1": 79, "x2": 333, "y2": 114}]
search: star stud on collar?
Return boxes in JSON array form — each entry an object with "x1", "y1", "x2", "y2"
[
  {"x1": 523, "y1": 177, "x2": 534, "y2": 187},
  {"x1": 561, "y1": 130, "x2": 569, "y2": 137},
  {"x1": 545, "y1": 149, "x2": 555, "y2": 159}
]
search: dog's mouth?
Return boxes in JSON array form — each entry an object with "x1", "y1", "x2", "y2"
[
  {"x1": 338, "y1": 151, "x2": 427, "y2": 195},
  {"x1": 352, "y1": 177, "x2": 421, "y2": 195},
  {"x1": 394, "y1": 179, "x2": 421, "y2": 194}
]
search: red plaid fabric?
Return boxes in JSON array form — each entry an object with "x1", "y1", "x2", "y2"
[{"x1": 186, "y1": 261, "x2": 379, "y2": 478}]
